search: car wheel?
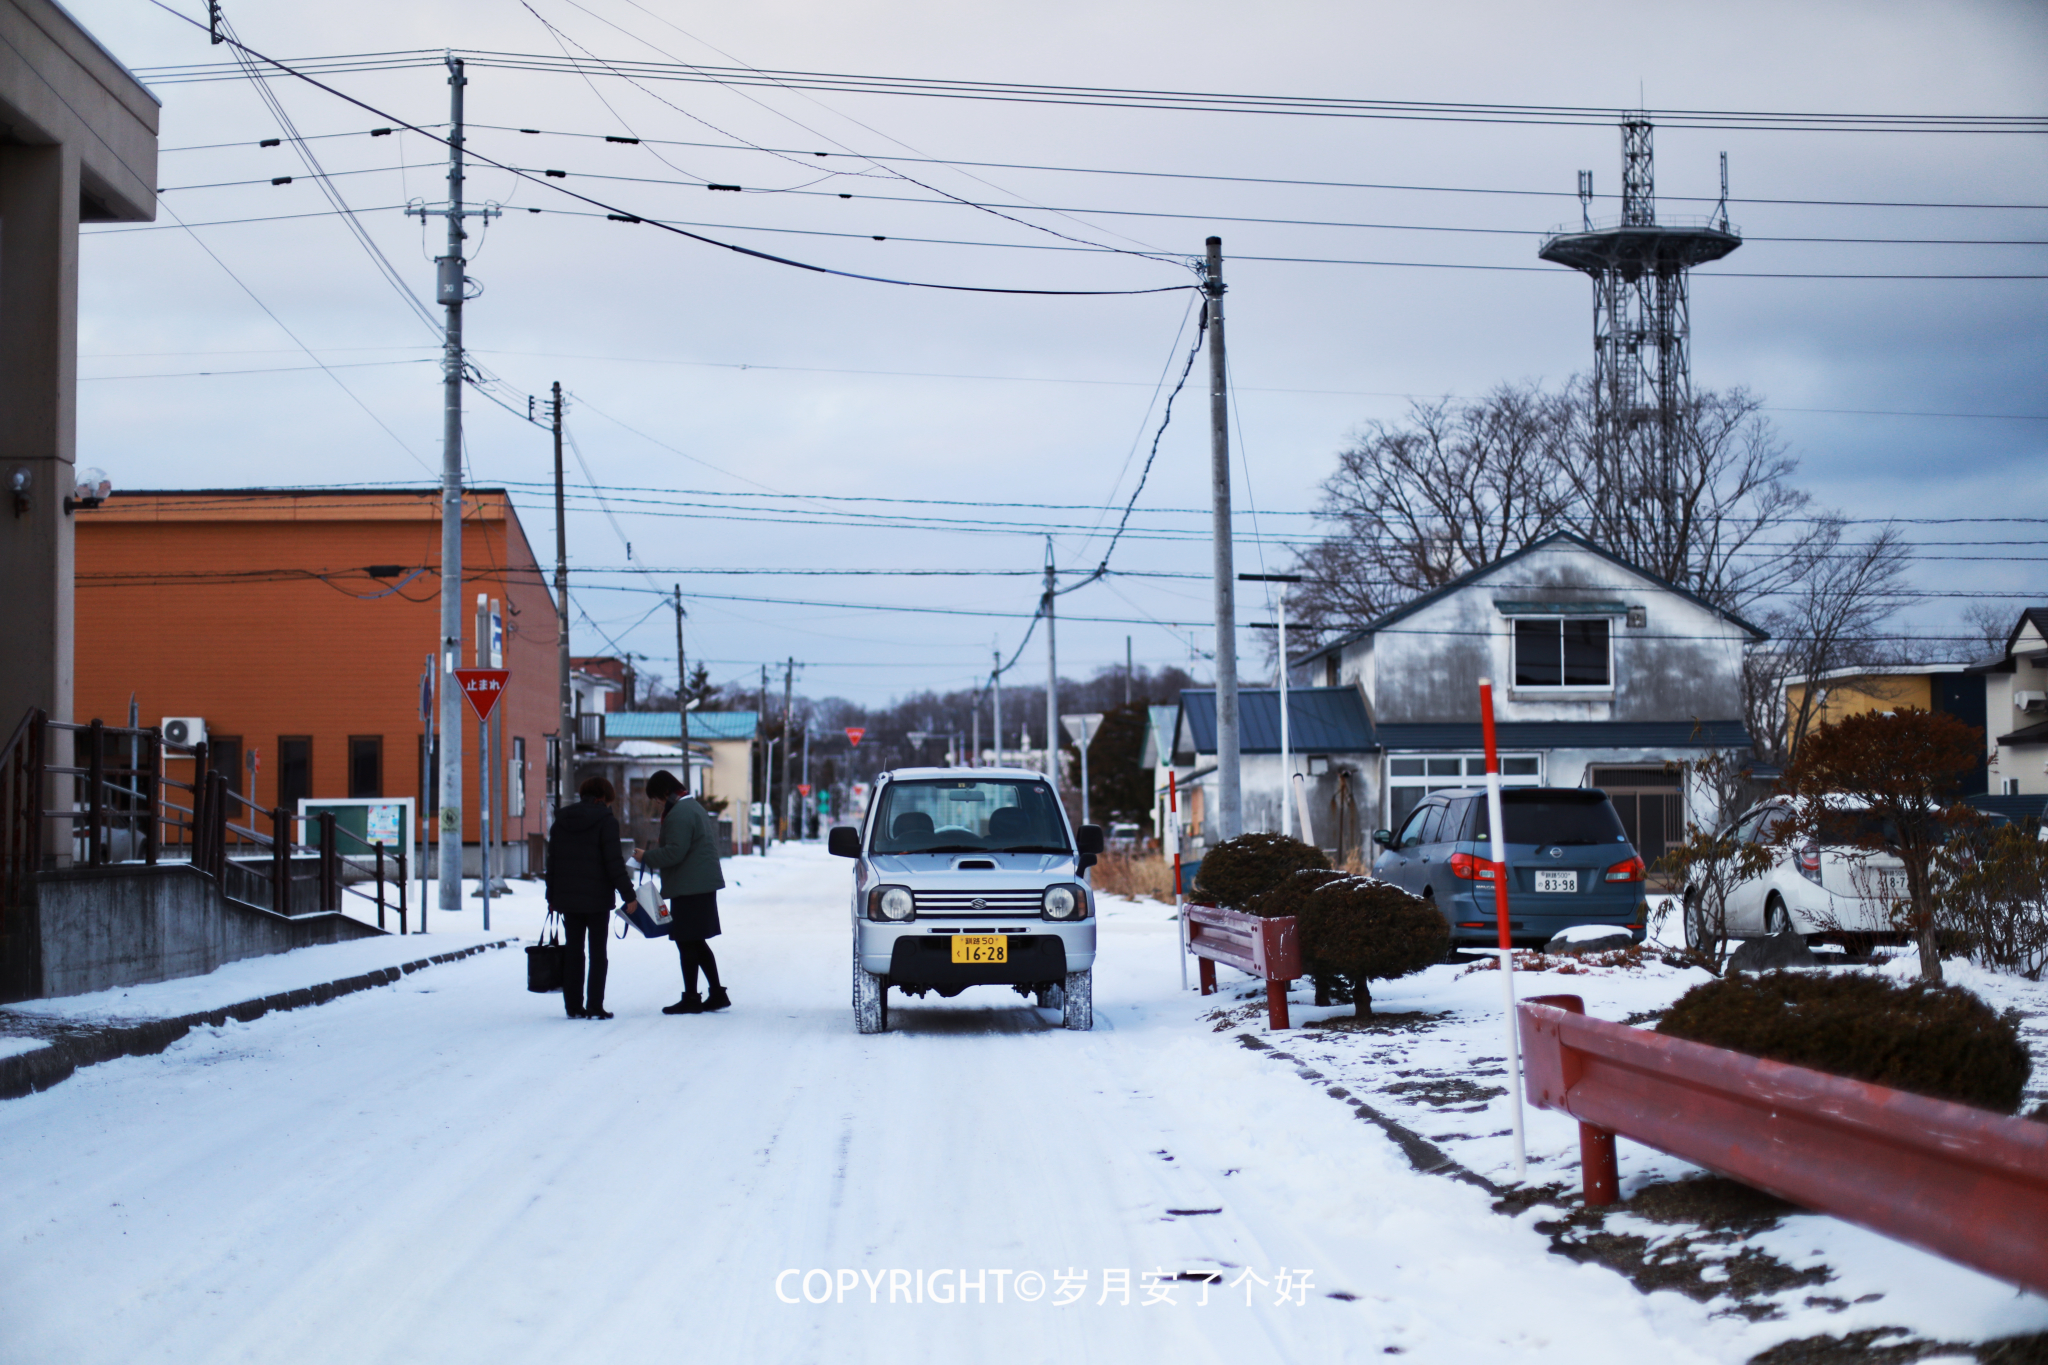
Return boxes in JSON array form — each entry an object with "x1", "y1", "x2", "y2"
[
  {"x1": 1765, "y1": 894, "x2": 1792, "y2": 937},
  {"x1": 1684, "y1": 891, "x2": 1710, "y2": 951},
  {"x1": 1061, "y1": 968, "x2": 1093, "y2": 1031},
  {"x1": 854, "y1": 957, "x2": 888, "y2": 1034}
]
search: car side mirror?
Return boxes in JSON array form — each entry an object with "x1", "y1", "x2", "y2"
[
  {"x1": 1076, "y1": 824, "x2": 1105, "y2": 855},
  {"x1": 1371, "y1": 829, "x2": 1394, "y2": 849},
  {"x1": 827, "y1": 826, "x2": 862, "y2": 859}
]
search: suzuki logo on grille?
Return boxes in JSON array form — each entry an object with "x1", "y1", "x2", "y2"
[{"x1": 971, "y1": 897, "x2": 987, "y2": 908}]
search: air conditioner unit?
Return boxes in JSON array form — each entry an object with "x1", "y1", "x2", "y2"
[
  {"x1": 161, "y1": 717, "x2": 207, "y2": 748},
  {"x1": 2016, "y1": 691, "x2": 2047, "y2": 713}
]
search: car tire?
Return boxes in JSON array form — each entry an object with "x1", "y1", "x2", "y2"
[
  {"x1": 1684, "y1": 891, "x2": 1710, "y2": 951},
  {"x1": 1061, "y1": 968, "x2": 1093, "y2": 1031},
  {"x1": 1765, "y1": 894, "x2": 1792, "y2": 937},
  {"x1": 854, "y1": 955, "x2": 888, "y2": 1034}
]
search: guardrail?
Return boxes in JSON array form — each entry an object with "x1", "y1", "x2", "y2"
[
  {"x1": 1517, "y1": 993, "x2": 2048, "y2": 1297},
  {"x1": 1186, "y1": 904, "x2": 1300, "y2": 1030}
]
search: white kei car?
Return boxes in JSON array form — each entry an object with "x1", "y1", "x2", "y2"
[{"x1": 1683, "y1": 795, "x2": 1911, "y2": 947}]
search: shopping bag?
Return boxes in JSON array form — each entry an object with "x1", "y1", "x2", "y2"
[
  {"x1": 526, "y1": 912, "x2": 567, "y2": 992},
  {"x1": 616, "y1": 868, "x2": 674, "y2": 939}
]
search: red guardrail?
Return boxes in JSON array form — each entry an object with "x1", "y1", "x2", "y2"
[
  {"x1": 1187, "y1": 904, "x2": 1300, "y2": 1029},
  {"x1": 1518, "y1": 993, "x2": 2048, "y2": 1297}
]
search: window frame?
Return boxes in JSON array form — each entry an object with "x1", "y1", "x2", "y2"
[{"x1": 1510, "y1": 614, "x2": 1615, "y2": 693}]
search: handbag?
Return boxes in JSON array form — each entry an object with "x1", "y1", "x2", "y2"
[
  {"x1": 617, "y1": 864, "x2": 675, "y2": 939},
  {"x1": 526, "y1": 911, "x2": 567, "y2": 993}
]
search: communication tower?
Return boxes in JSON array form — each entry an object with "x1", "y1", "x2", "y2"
[{"x1": 1539, "y1": 119, "x2": 1740, "y2": 526}]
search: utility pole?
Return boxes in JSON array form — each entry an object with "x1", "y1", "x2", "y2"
[
  {"x1": 672, "y1": 586, "x2": 688, "y2": 795},
  {"x1": 780, "y1": 656, "x2": 795, "y2": 841},
  {"x1": 1243, "y1": 572, "x2": 1303, "y2": 838},
  {"x1": 551, "y1": 383, "x2": 571, "y2": 818},
  {"x1": 801, "y1": 723, "x2": 811, "y2": 836},
  {"x1": 1204, "y1": 237, "x2": 1242, "y2": 843},
  {"x1": 970, "y1": 685, "x2": 980, "y2": 770},
  {"x1": 1043, "y1": 538, "x2": 1059, "y2": 789},
  {"x1": 1126, "y1": 636, "x2": 1133, "y2": 707},
  {"x1": 759, "y1": 664, "x2": 771, "y2": 854},
  {"x1": 991, "y1": 646, "x2": 1003, "y2": 769},
  {"x1": 412, "y1": 56, "x2": 498, "y2": 913}
]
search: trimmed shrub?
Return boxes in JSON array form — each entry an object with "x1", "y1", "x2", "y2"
[
  {"x1": 1246, "y1": 868, "x2": 1354, "y2": 1005},
  {"x1": 1193, "y1": 833, "x2": 1330, "y2": 909},
  {"x1": 1297, "y1": 875, "x2": 1450, "y2": 1018},
  {"x1": 1656, "y1": 971, "x2": 2030, "y2": 1114}
]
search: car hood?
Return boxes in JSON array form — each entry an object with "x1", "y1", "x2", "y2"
[{"x1": 865, "y1": 851, "x2": 1076, "y2": 882}]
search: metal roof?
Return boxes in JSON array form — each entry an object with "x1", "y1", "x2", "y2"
[
  {"x1": 1375, "y1": 720, "x2": 1752, "y2": 751},
  {"x1": 601, "y1": 711, "x2": 760, "y2": 741},
  {"x1": 1177, "y1": 687, "x2": 1377, "y2": 754}
]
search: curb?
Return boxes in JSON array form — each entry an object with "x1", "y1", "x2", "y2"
[
  {"x1": 1236, "y1": 1032, "x2": 1502, "y2": 1196},
  {"x1": 0, "y1": 940, "x2": 514, "y2": 1101}
]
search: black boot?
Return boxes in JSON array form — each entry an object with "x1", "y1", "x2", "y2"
[
  {"x1": 662, "y1": 992, "x2": 705, "y2": 1015},
  {"x1": 586, "y1": 1007, "x2": 614, "y2": 1020},
  {"x1": 702, "y1": 986, "x2": 731, "y2": 1011}
]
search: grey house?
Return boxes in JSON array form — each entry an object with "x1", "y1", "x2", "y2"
[{"x1": 1174, "y1": 532, "x2": 1762, "y2": 865}]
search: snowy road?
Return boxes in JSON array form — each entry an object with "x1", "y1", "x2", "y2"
[{"x1": 3, "y1": 847, "x2": 1736, "y2": 1365}]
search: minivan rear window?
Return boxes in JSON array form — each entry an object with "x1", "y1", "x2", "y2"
[{"x1": 1469, "y1": 791, "x2": 1629, "y2": 846}]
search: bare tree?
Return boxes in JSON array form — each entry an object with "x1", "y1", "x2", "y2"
[
  {"x1": 1963, "y1": 602, "x2": 2015, "y2": 658},
  {"x1": 1287, "y1": 384, "x2": 1574, "y2": 645},
  {"x1": 1743, "y1": 523, "x2": 1913, "y2": 767}
]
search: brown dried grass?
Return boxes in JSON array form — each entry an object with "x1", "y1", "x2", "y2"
[{"x1": 1091, "y1": 851, "x2": 1179, "y2": 903}]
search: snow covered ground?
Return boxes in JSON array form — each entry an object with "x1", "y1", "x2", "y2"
[{"x1": 1, "y1": 845, "x2": 2041, "y2": 1364}]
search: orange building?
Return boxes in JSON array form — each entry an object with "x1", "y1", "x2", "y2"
[{"x1": 73, "y1": 489, "x2": 562, "y2": 865}]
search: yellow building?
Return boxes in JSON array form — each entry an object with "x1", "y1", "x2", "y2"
[{"x1": 1783, "y1": 663, "x2": 1987, "y2": 791}]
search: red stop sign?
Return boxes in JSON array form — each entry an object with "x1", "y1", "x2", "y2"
[
  {"x1": 845, "y1": 727, "x2": 865, "y2": 747},
  {"x1": 454, "y1": 669, "x2": 510, "y2": 722}
]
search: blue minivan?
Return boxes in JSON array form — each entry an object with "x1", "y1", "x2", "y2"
[{"x1": 1371, "y1": 786, "x2": 1649, "y2": 948}]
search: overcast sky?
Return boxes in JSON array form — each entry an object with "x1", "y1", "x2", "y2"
[{"x1": 64, "y1": 0, "x2": 2048, "y2": 711}]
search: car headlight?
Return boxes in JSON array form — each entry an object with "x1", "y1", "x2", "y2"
[
  {"x1": 867, "y1": 885, "x2": 916, "y2": 922},
  {"x1": 1042, "y1": 884, "x2": 1087, "y2": 920}
]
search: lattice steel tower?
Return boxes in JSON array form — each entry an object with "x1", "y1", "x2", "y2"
[{"x1": 1539, "y1": 119, "x2": 1740, "y2": 552}]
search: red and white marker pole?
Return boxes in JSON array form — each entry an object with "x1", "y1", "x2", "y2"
[
  {"x1": 1170, "y1": 770, "x2": 1187, "y2": 990},
  {"x1": 1478, "y1": 677, "x2": 1528, "y2": 1179}
]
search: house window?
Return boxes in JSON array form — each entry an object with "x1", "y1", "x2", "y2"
[
  {"x1": 1514, "y1": 617, "x2": 1611, "y2": 689},
  {"x1": 348, "y1": 736, "x2": 382, "y2": 799},
  {"x1": 279, "y1": 737, "x2": 312, "y2": 814},
  {"x1": 1588, "y1": 766, "x2": 1683, "y2": 864},
  {"x1": 510, "y1": 737, "x2": 527, "y2": 817},
  {"x1": 2004, "y1": 777, "x2": 2022, "y2": 796},
  {"x1": 1386, "y1": 753, "x2": 1541, "y2": 830}
]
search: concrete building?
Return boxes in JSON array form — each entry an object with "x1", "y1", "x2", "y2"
[{"x1": 0, "y1": 0, "x2": 156, "y2": 771}]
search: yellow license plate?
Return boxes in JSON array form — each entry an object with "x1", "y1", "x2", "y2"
[{"x1": 951, "y1": 934, "x2": 1007, "y2": 964}]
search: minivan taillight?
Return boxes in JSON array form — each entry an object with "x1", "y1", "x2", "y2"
[
  {"x1": 1604, "y1": 856, "x2": 1646, "y2": 883},
  {"x1": 1797, "y1": 840, "x2": 1822, "y2": 884},
  {"x1": 1448, "y1": 852, "x2": 1496, "y2": 880}
]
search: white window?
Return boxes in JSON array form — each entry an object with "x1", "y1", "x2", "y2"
[
  {"x1": 1513, "y1": 617, "x2": 1612, "y2": 689},
  {"x1": 1385, "y1": 753, "x2": 1541, "y2": 830}
]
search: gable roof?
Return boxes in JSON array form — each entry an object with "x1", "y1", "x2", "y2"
[
  {"x1": 1177, "y1": 687, "x2": 1377, "y2": 755},
  {"x1": 603, "y1": 711, "x2": 760, "y2": 741},
  {"x1": 1291, "y1": 530, "x2": 1769, "y2": 667}
]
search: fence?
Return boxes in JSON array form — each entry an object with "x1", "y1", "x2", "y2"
[
  {"x1": 1, "y1": 708, "x2": 412, "y2": 964},
  {"x1": 1517, "y1": 993, "x2": 2048, "y2": 1297},
  {"x1": 1186, "y1": 904, "x2": 1301, "y2": 1030}
]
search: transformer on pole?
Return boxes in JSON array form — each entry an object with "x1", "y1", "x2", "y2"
[{"x1": 1538, "y1": 118, "x2": 1740, "y2": 571}]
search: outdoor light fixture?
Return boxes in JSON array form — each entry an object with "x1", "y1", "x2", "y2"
[
  {"x1": 9, "y1": 467, "x2": 27, "y2": 517},
  {"x1": 64, "y1": 467, "x2": 111, "y2": 513}
]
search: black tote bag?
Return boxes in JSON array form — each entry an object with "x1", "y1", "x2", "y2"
[{"x1": 526, "y1": 911, "x2": 567, "y2": 993}]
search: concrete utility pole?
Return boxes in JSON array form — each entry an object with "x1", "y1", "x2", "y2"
[
  {"x1": 1242, "y1": 572, "x2": 1303, "y2": 837},
  {"x1": 413, "y1": 57, "x2": 497, "y2": 912},
  {"x1": 1126, "y1": 636, "x2": 1133, "y2": 707},
  {"x1": 781, "y1": 656, "x2": 795, "y2": 839},
  {"x1": 1043, "y1": 538, "x2": 1059, "y2": 789},
  {"x1": 552, "y1": 383, "x2": 571, "y2": 817},
  {"x1": 991, "y1": 647, "x2": 1004, "y2": 768},
  {"x1": 672, "y1": 586, "x2": 688, "y2": 794},
  {"x1": 759, "y1": 664, "x2": 771, "y2": 854},
  {"x1": 1204, "y1": 237, "x2": 1242, "y2": 843}
]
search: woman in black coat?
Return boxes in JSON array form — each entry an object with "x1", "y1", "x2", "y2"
[{"x1": 544, "y1": 775, "x2": 637, "y2": 1019}]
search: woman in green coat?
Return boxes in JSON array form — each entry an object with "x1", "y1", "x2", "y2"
[{"x1": 637, "y1": 769, "x2": 729, "y2": 1015}]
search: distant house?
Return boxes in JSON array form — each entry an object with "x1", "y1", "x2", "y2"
[
  {"x1": 1966, "y1": 608, "x2": 2048, "y2": 818},
  {"x1": 1784, "y1": 664, "x2": 1986, "y2": 793},
  {"x1": 594, "y1": 711, "x2": 760, "y2": 852},
  {"x1": 1173, "y1": 532, "x2": 1762, "y2": 866}
]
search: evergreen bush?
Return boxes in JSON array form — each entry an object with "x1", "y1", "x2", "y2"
[
  {"x1": 1193, "y1": 833, "x2": 1330, "y2": 909},
  {"x1": 1246, "y1": 867, "x2": 1352, "y2": 1004},
  {"x1": 1296, "y1": 876, "x2": 1450, "y2": 1018},
  {"x1": 1656, "y1": 971, "x2": 2030, "y2": 1114}
]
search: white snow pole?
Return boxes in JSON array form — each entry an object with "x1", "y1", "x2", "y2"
[
  {"x1": 1292, "y1": 773, "x2": 1315, "y2": 847},
  {"x1": 1478, "y1": 677, "x2": 1527, "y2": 1180}
]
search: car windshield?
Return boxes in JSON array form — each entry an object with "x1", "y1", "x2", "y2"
[
  {"x1": 1470, "y1": 791, "x2": 1629, "y2": 847},
  {"x1": 870, "y1": 778, "x2": 1071, "y2": 854}
]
